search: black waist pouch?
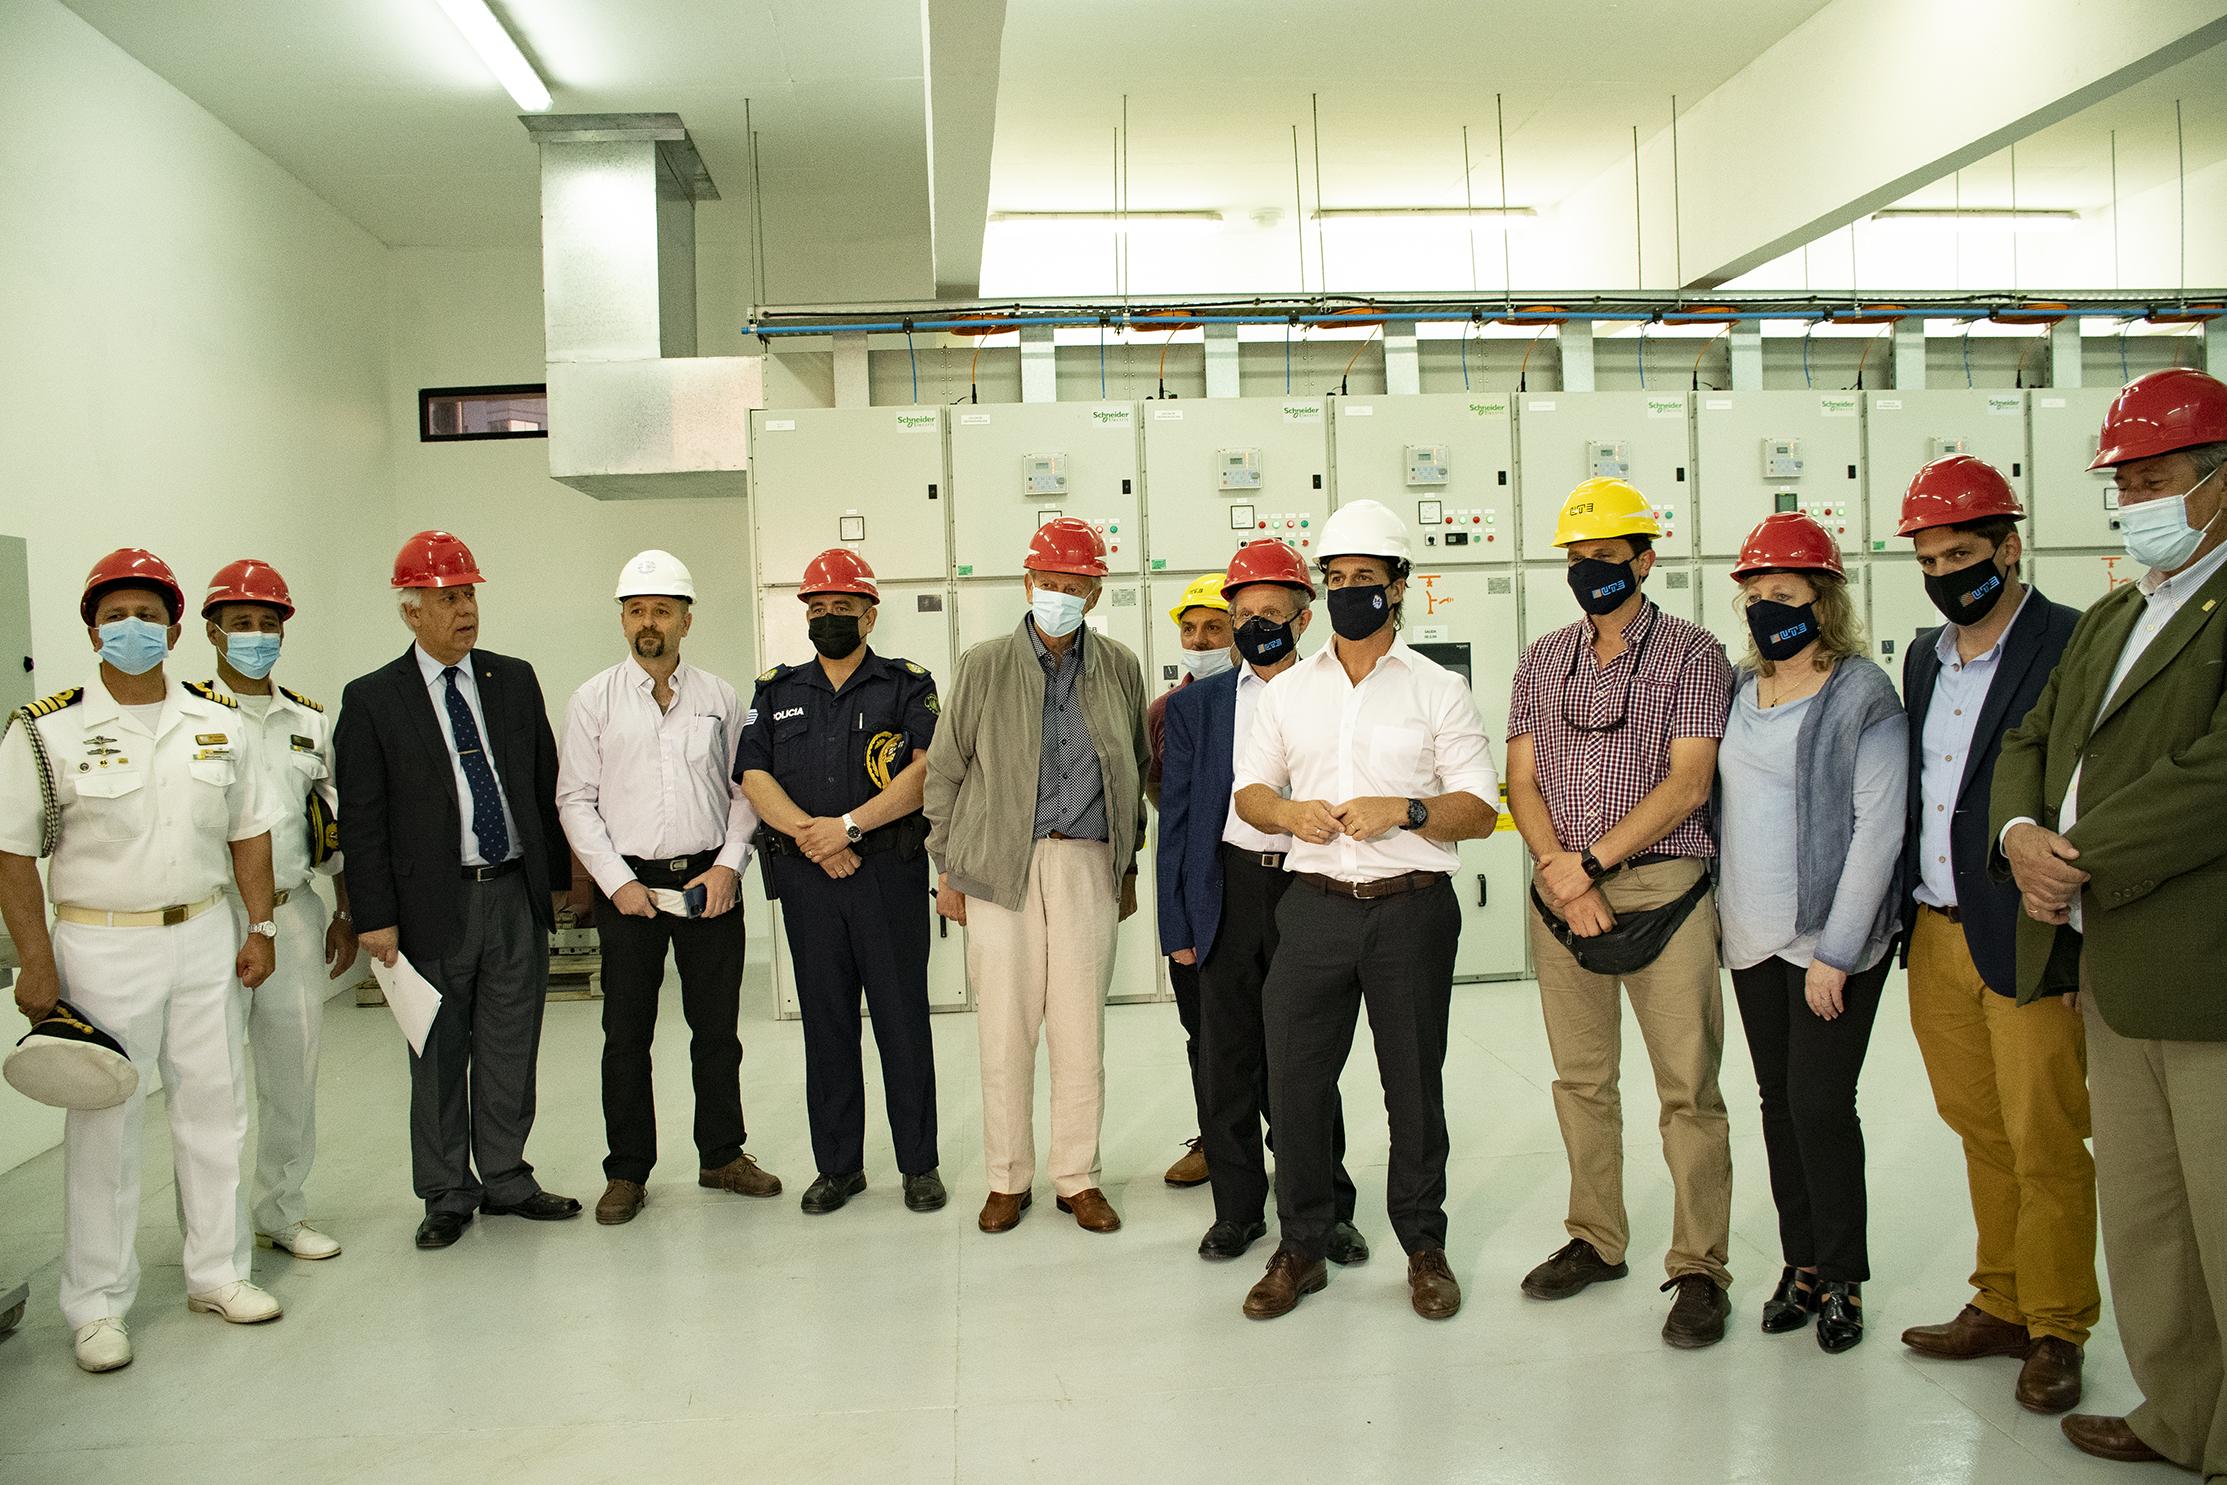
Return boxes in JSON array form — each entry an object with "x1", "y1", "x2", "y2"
[{"x1": 1530, "y1": 870, "x2": 1712, "y2": 976}]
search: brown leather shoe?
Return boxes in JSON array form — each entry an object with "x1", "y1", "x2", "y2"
[
  {"x1": 978, "y1": 1190, "x2": 1032, "y2": 1233},
  {"x1": 1900, "y1": 1303, "x2": 2030, "y2": 1359},
  {"x1": 2060, "y1": 1414, "x2": 2165, "y2": 1464},
  {"x1": 1164, "y1": 1138, "x2": 1209, "y2": 1188},
  {"x1": 2016, "y1": 1338, "x2": 2085, "y2": 1415},
  {"x1": 1056, "y1": 1187, "x2": 1121, "y2": 1233},
  {"x1": 1243, "y1": 1248, "x2": 1327, "y2": 1320},
  {"x1": 594, "y1": 1179, "x2": 645, "y2": 1226},
  {"x1": 1407, "y1": 1248, "x2": 1462, "y2": 1320},
  {"x1": 698, "y1": 1154, "x2": 782, "y2": 1198}
]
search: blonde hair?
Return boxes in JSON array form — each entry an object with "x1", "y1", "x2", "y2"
[{"x1": 1737, "y1": 571, "x2": 1866, "y2": 676}]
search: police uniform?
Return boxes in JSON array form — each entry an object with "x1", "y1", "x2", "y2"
[
  {"x1": 0, "y1": 678, "x2": 281, "y2": 1329},
  {"x1": 206, "y1": 679, "x2": 341, "y2": 1242},
  {"x1": 737, "y1": 650, "x2": 941, "y2": 1179}
]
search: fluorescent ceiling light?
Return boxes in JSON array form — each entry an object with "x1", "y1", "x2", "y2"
[
  {"x1": 1311, "y1": 206, "x2": 1537, "y2": 222},
  {"x1": 991, "y1": 210, "x2": 1225, "y2": 226},
  {"x1": 430, "y1": 0, "x2": 552, "y2": 112},
  {"x1": 1868, "y1": 207, "x2": 2080, "y2": 232}
]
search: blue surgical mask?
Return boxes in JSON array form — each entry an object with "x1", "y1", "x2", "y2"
[
  {"x1": 97, "y1": 617, "x2": 170, "y2": 676},
  {"x1": 2120, "y1": 470, "x2": 2222, "y2": 573},
  {"x1": 1031, "y1": 587, "x2": 1087, "y2": 639},
  {"x1": 225, "y1": 633, "x2": 282, "y2": 679}
]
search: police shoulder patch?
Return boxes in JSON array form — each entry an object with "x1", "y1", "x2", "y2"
[
  {"x1": 24, "y1": 687, "x2": 84, "y2": 718},
  {"x1": 902, "y1": 660, "x2": 927, "y2": 676},
  {"x1": 756, "y1": 664, "x2": 789, "y2": 685},
  {"x1": 924, "y1": 692, "x2": 941, "y2": 715},
  {"x1": 278, "y1": 685, "x2": 325, "y2": 713},
  {"x1": 184, "y1": 681, "x2": 239, "y2": 709}
]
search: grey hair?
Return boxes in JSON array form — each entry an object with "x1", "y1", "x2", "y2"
[
  {"x1": 398, "y1": 590, "x2": 424, "y2": 615},
  {"x1": 2189, "y1": 442, "x2": 2227, "y2": 481}
]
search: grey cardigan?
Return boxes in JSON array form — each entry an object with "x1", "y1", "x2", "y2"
[{"x1": 924, "y1": 618, "x2": 1148, "y2": 913}]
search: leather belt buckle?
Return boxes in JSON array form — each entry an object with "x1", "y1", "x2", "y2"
[{"x1": 668, "y1": 857, "x2": 689, "y2": 874}]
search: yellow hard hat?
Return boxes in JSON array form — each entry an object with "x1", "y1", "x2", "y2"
[
  {"x1": 1167, "y1": 572, "x2": 1229, "y2": 624},
  {"x1": 1552, "y1": 477, "x2": 1663, "y2": 547}
]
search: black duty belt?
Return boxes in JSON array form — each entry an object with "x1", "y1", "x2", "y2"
[
  {"x1": 1293, "y1": 870, "x2": 1447, "y2": 901},
  {"x1": 755, "y1": 817, "x2": 926, "y2": 861},
  {"x1": 1921, "y1": 901, "x2": 1964, "y2": 923},
  {"x1": 623, "y1": 850, "x2": 720, "y2": 887},
  {"x1": 462, "y1": 859, "x2": 522, "y2": 882},
  {"x1": 1220, "y1": 843, "x2": 1287, "y2": 871}
]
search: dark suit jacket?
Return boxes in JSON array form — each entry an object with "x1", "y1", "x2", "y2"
[
  {"x1": 335, "y1": 647, "x2": 569, "y2": 962},
  {"x1": 1899, "y1": 589, "x2": 2080, "y2": 995},
  {"x1": 1991, "y1": 554, "x2": 2227, "y2": 1039},
  {"x1": 1156, "y1": 667, "x2": 1240, "y2": 965}
]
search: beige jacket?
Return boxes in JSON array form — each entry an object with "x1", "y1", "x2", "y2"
[{"x1": 924, "y1": 618, "x2": 1147, "y2": 912}]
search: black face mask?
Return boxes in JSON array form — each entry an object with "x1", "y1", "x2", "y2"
[
  {"x1": 808, "y1": 613, "x2": 864, "y2": 660},
  {"x1": 1924, "y1": 554, "x2": 2008, "y2": 627},
  {"x1": 1326, "y1": 584, "x2": 1392, "y2": 642},
  {"x1": 1745, "y1": 598, "x2": 1819, "y2": 663},
  {"x1": 1234, "y1": 615, "x2": 1296, "y2": 668},
  {"x1": 1567, "y1": 557, "x2": 1638, "y2": 616}
]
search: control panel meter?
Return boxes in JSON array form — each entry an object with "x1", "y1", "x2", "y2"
[
  {"x1": 1023, "y1": 452, "x2": 1069, "y2": 497},
  {"x1": 1217, "y1": 447, "x2": 1263, "y2": 491},
  {"x1": 1930, "y1": 435, "x2": 1970, "y2": 459},
  {"x1": 1405, "y1": 443, "x2": 1450, "y2": 486},
  {"x1": 1586, "y1": 440, "x2": 1630, "y2": 479},
  {"x1": 1762, "y1": 437, "x2": 1803, "y2": 479}
]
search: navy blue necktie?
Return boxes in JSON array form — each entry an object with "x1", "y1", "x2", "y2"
[{"x1": 442, "y1": 666, "x2": 511, "y2": 864}]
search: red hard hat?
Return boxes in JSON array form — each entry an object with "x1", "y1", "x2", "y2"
[
  {"x1": 1223, "y1": 539, "x2": 1316, "y2": 598},
  {"x1": 798, "y1": 548, "x2": 879, "y2": 602},
  {"x1": 2089, "y1": 367, "x2": 2227, "y2": 469},
  {"x1": 1024, "y1": 516, "x2": 1108, "y2": 577},
  {"x1": 81, "y1": 548, "x2": 184, "y2": 626},
  {"x1": 392, "y1": 530, "x2": 485, "y2": 589},
  {"x1": 1896, "y1": 455, "x2": 2026, "y2": 537},
  {"x1": 201, "y1": 558, "x2": 296, "y2": 619},
  {"x1": 1730, "y1": 512, "x2": 1844, "y2": 580}
]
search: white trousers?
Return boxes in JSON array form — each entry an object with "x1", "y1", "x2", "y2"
[
  {"x1": 54, "y1": 908, "x2": 250, "y2": 1327},
  {"x1": 230, "y1": 889, "x2": 330, "y2": 1234}
]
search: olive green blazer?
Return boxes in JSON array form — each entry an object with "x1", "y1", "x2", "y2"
[{"x1": 1990, "y1": 553, "x2": 2227, "y2": 1041}]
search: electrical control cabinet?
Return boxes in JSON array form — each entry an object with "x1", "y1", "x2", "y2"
[
  {"x1": 1333, "y1": 394, "x2": 1515, "y2": 567},
  {"x1": 1695, "y1": 392, "x2": 1865, "y2": 558},
  {"x1": 1144, "y1": 400, "x2": 1330, "y2": 575},
  {"x1": 2027, "y1": 388, "x2": 2125, "y2": 551},
  {"x1": 750, "y1": 408, "x2": 951, "y2": 585},
  {"x1": 1865, "y1": 557, "x2": 1934, "y2": 686},
  {"x1": 949, "y1": 403, "x2": 1142, "y2": 580},
  {"x1": 1518, "y1": 561, "x2": 1699, "y2": 651},
  {"x1": 1863, "y1": 392, "x2": 2028, "y2": 550},
  {"x1": 761, "y1": 582, "x2": 969, "y2": 1017},
  {"x1": 1698, "y1": 560, "x2": 1866, "y2": 673},
  {"x1": 2033, "y1": 552, "x2": 2137, "y2": 613},
  {"x1": 1517, "y1": 392, "x2": 1695, "y2": 560}
]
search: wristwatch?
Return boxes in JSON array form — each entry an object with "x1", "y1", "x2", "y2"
[
  {"x1": 1401, "y1": 798, "x2": 1429, "y2": 831},
  {"x1": 841, "y1": 812, "x2": 863, "y2": 845},
  {"x1": 248, "y1": 920, "x2": 278, "y2": 940},
  {"x1": 1580, "y1": 849, "x2": 1608, "y2": 881}
]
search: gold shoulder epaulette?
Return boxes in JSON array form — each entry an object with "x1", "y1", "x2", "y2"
[
  {"x1": 756, "y1": 664, "x2": 786, "y2": 684},
  {"x1": 902, "y1": 660, "x2": 927, "y2": 676},
  {"x1": 24, "y1": 687, "x2": 83, "y2": 718},
  {"x1": 184, "y1": 680, "x2": 239, "y2": 709},
  {"x1": 279, "y1": 685, "x2": 325, "y2": 713}
]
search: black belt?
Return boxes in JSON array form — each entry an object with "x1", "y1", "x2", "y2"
[
  {"x1": 756, "y1": 817, "x2": 926, "y2": 860},
  {"x1": 623, "y1": 850, "x2": 719, "y2": 888},
  {"x1": 461, "y1": 858, "x2": 521, "y2": 882},
  {"x1": 1922, "y1": 901, "x2": 1964, "y2": 924},
  {"x1": 1619, "y1": 852, "x2": 1678, "y2": 871},
  {"x1": 1219, "y1": 843, "x2": 1287, "y2": 871},
  {"x1": 1293, "y1": 870, "x2": 1447, "y2": 901}
]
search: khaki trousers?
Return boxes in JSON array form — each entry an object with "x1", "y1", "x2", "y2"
[
  {"x1": 966, "y1": 839, "x2": 1118, "y2": 1198},
  {"x1": 1907, "y1": 906, "x2": 2098, "y2": 1344},
  {"x1": 2084, "y1": 965, "x2": 2227, "y2": 1479},
  {"x1": 1528, "y1": 857, "x2": 1734, "y2": 1286}
]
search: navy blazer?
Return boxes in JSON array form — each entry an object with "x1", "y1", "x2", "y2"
[
  {"x1": 1900, "y1": 588, "x2": 2080, "y2": 994},
  {"x1": 1156, "y1": 667, "x2": 1242, "y2": 964}
]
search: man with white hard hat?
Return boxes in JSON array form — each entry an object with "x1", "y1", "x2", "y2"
[
  {"x1": 1231, "y1": 499, "x2": 1500, "y2": 1322},
  {"x1": 0, "y1": 547, "x2": 288, "y2": 1374},
  {"x1": 200, "y1": 558, "x2": 357, "y2": 1263},
  {"x1": 557, "y1": 549, "x2": 779, "y2": 1227}
]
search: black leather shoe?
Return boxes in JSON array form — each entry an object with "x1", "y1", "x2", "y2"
[
  {"x1": 1761, "y1": 1265, "x2": 1819, "y2": 1334},
  {"x1": 1661, "y1": 1275, "x2": 1731, "y2": 1349},
  {"x1": 1816, "y1": 1280, "x2": 1864, "y2": 1353},
  {"x1": 902, "y1": 1170, "x2": 947, "y2": 1213},
  {"x1": 415, "y1": 1212, "x2": 471, "y2": 1249},
  {"x1": 1522, "y1": 1238, "x2": 1629, "y2": 1300},
  {"x1": 800, "y1": 1171, "x2": 868, "y2": 1215},
  {"x1": 1325, "y1": 1220, "x2": 1371, "y2": 1266},
  {"x1": 1199, "y1": 1219, "x2": 1269, "y2": 1260},
  {"x1": 481, "y1": 1192, "x2": 582, "y2": 1221}
]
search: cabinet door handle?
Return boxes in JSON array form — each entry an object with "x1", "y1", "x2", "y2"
[{"x1": 1476, "y1": 873, "x2": 1488, "y2": 909}]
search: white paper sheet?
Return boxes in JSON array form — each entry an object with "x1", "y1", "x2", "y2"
[{"x1": 369, "y1": 954, "x2": 444, "y2": 1056}]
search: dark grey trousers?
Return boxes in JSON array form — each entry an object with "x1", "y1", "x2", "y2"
[{"x1": 412, "y1": 873, "x2": 548, "y2": 1216}]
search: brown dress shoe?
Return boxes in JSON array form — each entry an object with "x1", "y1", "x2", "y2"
[
  {"x1": 2060, "y1": 1414, "x2": 2166, "y2": 1464},
  {"x1": 2016, "y1": 1338, "x2": 2084, "y2": 1415},
  {"x1": 1407, "y1": 1248, "x2": 1462, "y2": 1320},
  {"x1": 594, "y1": 1179, "x2": 645, "y2": 1225},
  {"x1": 1056, "y1": 1187, "x2": 1122, "y2": 1233},
  {"x1": 699, "y1": 1154, "x2": 782, "y2": 1198},
  {"x1": 978, "y1": 1190, "x2": 1032, "y2": 1233},
  {"x1": 1244, "y1": 1248, "x2": 1327, "y2": 1320},
  {"x1": 1900, "y1": 1303, "x2": 2031, "y2": 1359},
  {"x1": 1164, "y1": 1138, "x2": 1209, "y2": 1188}
]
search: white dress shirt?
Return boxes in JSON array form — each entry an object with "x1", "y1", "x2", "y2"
[
  {"x1": 1233, "y1": 637, "x2": 1498, "y2": 882},
  {"x1": 222, "y1": 681, "x2": 341, "y2": 893},
  {"x1": 1221, "y1": 663, "x2": 1295, "y2": 855},
  {"x1": 415, "y1": 645, "x2": 520, "y2": 868},
  {"x1": 1916, "y1": 591, "x2": 2031, "y2": 909},
  {"x1": 556, "y1": 656, "x2": 760, "y2": 898}
]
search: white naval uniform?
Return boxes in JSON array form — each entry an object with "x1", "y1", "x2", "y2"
[
  {"x1": 0, "y1": 676, "x2": 281, "y2": 1328},
  {"x1": 210, "y1": 680, "x2": 341, "y2": 1238}
]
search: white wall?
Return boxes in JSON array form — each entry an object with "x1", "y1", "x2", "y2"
[{"x1": 0, "y1": 0, "x2": 395, "y2": 1173}]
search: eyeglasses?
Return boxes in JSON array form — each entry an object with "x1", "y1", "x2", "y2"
[{"x1": 1558, "y1": 604, "x2": 1656, "y2": 734}]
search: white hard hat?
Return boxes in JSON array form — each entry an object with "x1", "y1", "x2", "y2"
[
  {"x1": 1317, "y1": 499, "x2": 1413, "y2": 564},
  {"x1": 615, "y1": 549, "x2": 696, "y2": 602}
]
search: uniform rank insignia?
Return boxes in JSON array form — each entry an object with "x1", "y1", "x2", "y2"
[
  {"x1": 184, "y1": 681, "x2": 238, "y2": 708},
  {"x1": 903, "y1": 661, "x2": 927, "y2": 676},
  {"x1": 279, "y1": 685, "x2": 324, "y2": 712},
  {"x1": 866, "y1": 731, "x2": 906, "y2": 791},
  {"x1": 24, "y1": 688, "x2": 84, "y2": 718},
  {"x1": 757, "y1": 665, "x2": 785, "y2": 684},
  {"x1": 291, "y1": 734, "x2": 315, "y2": 752}
]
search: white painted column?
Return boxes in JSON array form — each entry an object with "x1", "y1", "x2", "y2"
[
  {"x1": 1383, "y1": 324, "x2": 1421, "y2": 395},
  {"x1": 2049, "y1": 321, "x2": 2082, "y2": 387},
  {"x1": 1728, "y1": 321, "x2": 1763, "y2": 391},
  {"x1": 1204, "y1": 324, "x2": 1240, "y2": 398},
  {"x1": 1558, "y1": 324, "x2": 1596, "y2": 392},
  {"x1": 1890, "y1": 320, "x2": 1926, "y2": 390},
  {"x1": 1019, "y1": 325, "x2": 1057, "y2": 403},
  {"x1": 833, "y1": 332, "x2": 872, "y2": 407}
]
